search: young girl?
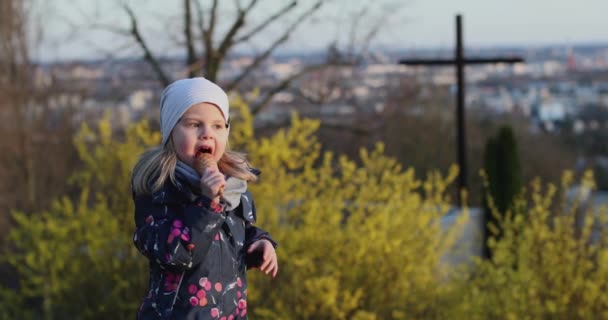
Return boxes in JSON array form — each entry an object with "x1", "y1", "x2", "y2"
[{"x1": 131, "y1": 77, "x2": 278, "y2": 320}]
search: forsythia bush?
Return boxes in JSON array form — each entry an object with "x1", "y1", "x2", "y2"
[
  {"x1": 1, "y1": 98, "x2": 608, "y2": 319},
  {"x1": 1, "y1": 116, "x2": 157, "y2": 319},
  {"x1": 454, "y1": 172, "x2": 608, "y2": 320},
  {"x1": 231, "y1": 99, "x2": 465, "y2": 319}
]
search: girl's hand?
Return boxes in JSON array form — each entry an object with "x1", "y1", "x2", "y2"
[
  {"x1": 200, "y1": 166, "x2": 225, "y2": 203},
  {"x1": 247, "y1": 239, "x2": 278, "y2": 278}
]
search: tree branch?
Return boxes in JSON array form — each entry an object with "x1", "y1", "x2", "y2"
[
  {"x1": 198, "y1": 0, "x2": 220, "y2": 79},
  {"x1": 294, "y1": 75, "x2": 342, "y2": 105},
  {"x1": 124, "y1": 4, "x2": 170, "y2": 86},
  {"x1": 358, "y1": 19, "x2": 383, "y2": 61},
  {"x1": 233, "y1": 0, "x2": 243, "y2": 11},
  {"x1": 184, "y1": 0, "x2": 197, "y2": 77},
  {"x1": 226, "y1": 0, "x2": 325, "y2": 91},
  {"x1": 235, "y1": 0, "x2": 297, "y2": 44},
  {"x1": 86, "y1": 22, "x2": 131, "y2": 37},
  {"x1": 216, "y1": 0, "x2": 258, "y2": 59},
  {"x1": 250, "y1": 62, "x2": 350, "y2": 115},
  {"x1": 206, "y1": 0, "x2": 219, "y2": 47},
  {"x1": 346, "y1": 6, "x2": 368, "y2": 59},
  {"x1": 193, "y1": 0, "x2": 209, "y2": 62}
]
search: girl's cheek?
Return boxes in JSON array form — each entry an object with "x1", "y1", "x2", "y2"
[{"x1": 175, "y1": 139, "x2": 195, "y2": 162}]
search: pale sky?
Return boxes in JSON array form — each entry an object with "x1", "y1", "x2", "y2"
[
  {"x1": 397, "y1": 0, "x2": 608, "y2": 47},
  {"x1": 35, "y1": 0, "x2": 608, "y2": 61}
]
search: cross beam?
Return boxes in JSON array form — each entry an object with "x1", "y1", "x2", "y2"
[{"x1": 399, "y1": 14, "x2": 524, "y2": 206}]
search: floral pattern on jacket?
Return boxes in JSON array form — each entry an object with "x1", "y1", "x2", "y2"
[{"x1": 132, "y1": 179, "x2": 276, "y2": 320}]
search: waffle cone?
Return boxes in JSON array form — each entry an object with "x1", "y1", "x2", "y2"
[
  {"x1": 194, "y1": 153, "x2": 224, "y2": 197},
  {"x1": 193, "y1": 153, "x2": 216, "y2": 175}
]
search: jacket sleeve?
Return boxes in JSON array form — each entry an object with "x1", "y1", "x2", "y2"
[
  {"x1": 132, "y1": 192, "x2": 226, "y2": 272},
  {"x1": 240, "y1": 193, "x2": 278, "y2": 268}
]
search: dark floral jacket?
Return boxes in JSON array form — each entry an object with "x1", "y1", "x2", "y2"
[{"x1": 132, "y1": 178, "x2": 276, "y2": 320}]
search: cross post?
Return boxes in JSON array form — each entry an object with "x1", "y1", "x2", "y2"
[{"x1": 399, "y1": 14, "x2": 524, "y2": 206}]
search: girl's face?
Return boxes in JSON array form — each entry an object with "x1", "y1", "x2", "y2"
[{"x1": 171, "y1": 102, "x2": 229, "y2": 168}]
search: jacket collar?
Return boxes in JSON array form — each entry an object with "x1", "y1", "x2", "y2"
[{"x1": 149, "y1": 168, "x2": 261, "y2": 205}]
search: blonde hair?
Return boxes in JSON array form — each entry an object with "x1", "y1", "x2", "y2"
[{"x1": 131, "y1": 139, "x2": 257, "y2": 196}]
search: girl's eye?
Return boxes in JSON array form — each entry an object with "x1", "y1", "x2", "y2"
[{"x1": 213, "y1": 124, "x2": 223, "y2": 130}]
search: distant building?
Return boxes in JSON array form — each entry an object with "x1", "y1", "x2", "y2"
[{"x1": 535, "y1": 101, "x2": 567, "y2": 122}]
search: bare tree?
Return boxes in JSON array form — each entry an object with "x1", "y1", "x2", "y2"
[
  {"x1": 89, "y1": 0, "x2": 405, "y2": 116},
  {"x1": 119, "y1": 1, "x2": 326, "y2": 113},
  {"x1": 0, "y1": 0, "x2": 80, "y2": 218},
  {"x1": 0, "y1": 0, "x2": 34, "y2": 210}
]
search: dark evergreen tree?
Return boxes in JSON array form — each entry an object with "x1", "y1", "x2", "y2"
[{"x1": 482, "y1": 125, "x2": 522, "y2": 259}]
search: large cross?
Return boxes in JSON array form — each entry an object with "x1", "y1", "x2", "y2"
[{"x1": 399, "y1": 14, "x2": 524, "y2": 206}]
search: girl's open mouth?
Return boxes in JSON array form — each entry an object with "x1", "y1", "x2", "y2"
[{"x1": 197, "y1": 146, "x2": 213, "y2": 156}]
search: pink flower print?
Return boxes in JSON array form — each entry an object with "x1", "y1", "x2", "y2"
[
  {"x1": 173, "y1": 220, "x2": 183, "y2": 228},
  {"x1": 196, "y1": 289, "x2": 206, "y2": 299},
  {"x1": 215, "y1": 233, "x2": 220, "y2": 241},
  {"x1": 214, "y1": 282, "x2": 223, "y2": 292},
  {"x1": 188, "y1": 284, "x2": 197, "y2": 295},
  {"x1": 240, "y1": 309, "x2": 247, "y2": 317},
  {"x1": 236, "y1": 277, "x2": 242, "y2": 288},
  {"x1": 164, "y1": 273, "x2": 180, "y2": 292},
  {"x1": 168, "y1": 227, "x2": 182, "y2": 244},
  {"x1": 199, "y1": 297, "x2": 208, "y2": 307},
  {"x1": 220, "y1": 317, "x2": 227, "y2": 320},
  {"x1": 228, "y1": 315, "x2": 234, "y2": 320},
  {"x1": 237, "y1": 291, "x2": 242, "y2": 299},
  {"x1": 238, "y1": 299, "x2": 246, "y2": 310},
  {"x1": 189, "y1": 297, "x2": 199, "y2": 306},
  {"x1": 210, "y1": 308, "x2": 219, "y2": 318},
  {"x1": 199, "y1": 277, "x2": 211, "y2": 291},
  {"x1": 181, "y1": 232, "x2": 191, "y2": 241}
]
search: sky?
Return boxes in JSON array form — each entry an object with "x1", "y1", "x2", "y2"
[
  {"x1": 36, "y1": 0, "x2": 608, "y2": 61},
  {"x1": 395, "y1": 0, "x2": 608, "y2": 47}
]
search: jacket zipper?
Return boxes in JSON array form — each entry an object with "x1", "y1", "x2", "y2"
[{"x1": 170, "y1": 271, "x2": 185, "y2": 312}]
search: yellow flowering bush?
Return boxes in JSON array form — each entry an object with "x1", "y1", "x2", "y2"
[
  {"x1": 231, "y1": 97, "x2": 466, "y2": 319},
  {"x1": 2, "y1": 97, "x2": 607, "y2": 319},
  {"x1": 454, "y1": 171, "x2": 608, "y2": 320}
]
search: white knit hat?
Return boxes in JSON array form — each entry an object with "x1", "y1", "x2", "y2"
[{"x1": 160, "y1": 77, "x2": 229, "y2": 145}]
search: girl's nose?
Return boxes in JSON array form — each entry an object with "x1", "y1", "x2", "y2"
[{"x1": 198, "y1": 125, "x2": 212, "y2": 139}]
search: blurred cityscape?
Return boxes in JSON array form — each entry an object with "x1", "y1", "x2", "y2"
[{"x1": 42, "y1": 43, "x2": 608, "y2": 132}]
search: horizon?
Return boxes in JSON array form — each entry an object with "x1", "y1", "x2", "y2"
[{"x1": 37, "y1": 41, "x2": 608, "y2": 65}]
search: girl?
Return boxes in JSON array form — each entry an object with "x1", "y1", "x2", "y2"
[{"x1": 131, "y1": 77, "x2": 278, "y2": 320}]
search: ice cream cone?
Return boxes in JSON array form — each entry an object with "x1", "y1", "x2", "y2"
[
  {"x1": 194, "y1": 153, "x2": 216, "y2": 174},
  {"x1": 194, "y1": 153, "x2": 224, "y2": 197}
]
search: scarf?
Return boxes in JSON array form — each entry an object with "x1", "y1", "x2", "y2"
[{"x1": 174, "y1": 160, "x2": 247, "y2": 211}]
